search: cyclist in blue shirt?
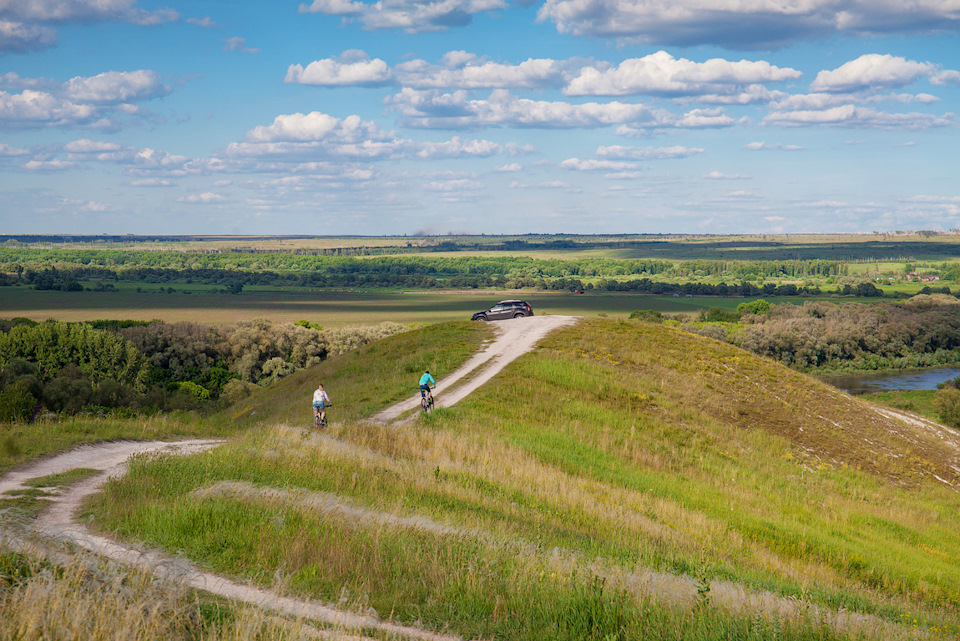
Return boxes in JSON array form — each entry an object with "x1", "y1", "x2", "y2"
[{"x1": 419, "y1": 370, "x2": 436, "y2": 403}]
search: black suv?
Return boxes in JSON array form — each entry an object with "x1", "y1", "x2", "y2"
[{"x1": 471, "y1": 300, "x2": 534, "y2": 321}]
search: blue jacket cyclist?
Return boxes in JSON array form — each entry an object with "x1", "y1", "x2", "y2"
[{"x1": 419, "y1": 370, "x2": 436, "y2": 397}]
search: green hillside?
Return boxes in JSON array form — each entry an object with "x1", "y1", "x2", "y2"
[
  {"x1": 224, "y1": 319, "x2": 493, "y2": 427},
  {"x1": 87, "y1": 318, "x2": 960, "y2": 640}
]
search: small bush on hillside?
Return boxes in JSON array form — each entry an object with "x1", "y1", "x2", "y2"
[
  {"x1": 937, "y1": 375, "x2": 960, "y2": 390},
  {"x1": 697, "y1": 324, "x2": 728, "y2": 342},
  {"x1": 324, "y1": 321, "x2": 409, "y2": 356},
  {"x1": 935, "y1": 387, "x2": 960, "y2": 428},
  {"x1": 628, "y1": 310, "x2": 664, "y2": 323},
  {"x1": 700, "y1": 307, "x2": 741, "y2": 323},
  {"x1": 220, "y1": 379, "x2": 258, "y2": 403}
]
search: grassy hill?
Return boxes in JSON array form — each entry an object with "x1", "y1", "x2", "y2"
[{"x1": 85, "y1": 318, "x2": 960, "y2": 640}]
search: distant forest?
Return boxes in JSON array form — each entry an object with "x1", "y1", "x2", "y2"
[{"x1": 0, "y1": 247, "x2": 883, "y2": 296}]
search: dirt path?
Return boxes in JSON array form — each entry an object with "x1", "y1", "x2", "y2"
[
  {"x1": 372, "y1": 315, "x2": 577, "y2": 422},
  {"x1": 2, "y1": 439, "x2": 458, "y2": 641},
  {"x1": 1, "y1": 317, "x2": 580, "y2": 640}
]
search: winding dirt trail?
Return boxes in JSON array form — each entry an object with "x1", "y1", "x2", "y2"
[{"x1": 0, "y1": 315, "x2": 579, "y2": 640}]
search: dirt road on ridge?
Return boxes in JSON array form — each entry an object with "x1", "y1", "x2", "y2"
[{"x1": 372, "y1": 314, "x2": 577, "y2": 422}]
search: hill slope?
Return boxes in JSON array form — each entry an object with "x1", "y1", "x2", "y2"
[{"x1": 89, "y1": 317, "x2": 960, "y2": 640}]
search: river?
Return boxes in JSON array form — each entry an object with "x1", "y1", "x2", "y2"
[{"x1": 821, "y1": 367, "x2": 960, "y2": 395}]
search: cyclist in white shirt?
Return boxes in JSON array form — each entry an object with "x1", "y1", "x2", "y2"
[{"x1": 312, "y1": 382, "x2": 332, "y2": 427}]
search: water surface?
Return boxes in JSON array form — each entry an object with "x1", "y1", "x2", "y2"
[{"x1": 821, "y1": 367, "x2": 960, "y2": 395}]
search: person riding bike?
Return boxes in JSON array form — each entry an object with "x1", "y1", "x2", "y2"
[
  {"x1": 419, "y1": 370, "x2": 436, "y2": 405},
  {"x1": 312, "y1": 382, "x2": 331, "y2": 427}
]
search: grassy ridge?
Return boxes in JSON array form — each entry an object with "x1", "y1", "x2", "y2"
[
  {"x1": 222, "y1": 319, "x2": 493, "y2": 427},
  {"x1": 87, "y1": 319, "x2": 960, "y2": 639}
]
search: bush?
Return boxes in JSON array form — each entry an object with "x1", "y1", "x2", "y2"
[
  {"x1": 221, "y1": 379, "x2": 258, "y2": 404},
  {"x1": 698, "y1": 324, "x2": 729, "y2": 342},
  {"x1": 700, "y1": 307, "x2": 740, "y2": 323},
  {"x1": 43, "y1": 368, "x2": 93, "y2": 414},
  {"x1": 0, "y1": 382, "x2": 36, "y2": 422},
  {"x1": 628, "y1": 310, "x2": 664, "y2": 323},
  {"x1": 935, "y1": 387, "x2": 960, "y2": 428},
  {"x1": 176, "y1": 381, "x2": 210, "y2": 400},
  {"x1": 737, "y1": 298, "x2": 771, "y2": 315}
]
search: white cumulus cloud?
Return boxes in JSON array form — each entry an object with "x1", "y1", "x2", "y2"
[
  {"x1": 0, "y1": 19, "x2": 55, "y2": 53},
  {"x1": 744, "y1": 141, "x2": 804, "y2": 151},
  {"x1": 564, "y1": 51, "x2": 801, "y2": 97},
  {"x1": 561, "y1": 158, "x2": 638, "y2": 171},
  {"x1": 179, "y1": 192, "x2": 226, "y2": 203},
  {"x1": 811, "y1": 54, "x2": 960, "y2": 93},
  {"x1": 763, "y1": 105, "x2": 955, "y2": 129},
  {"x1": 298, "y1": 0, "x2": 506, "y2": 33},
  {"x1": 536, "y1": 0, "x2": 960, "y2": 49},
  {"x1": 596, "y1": 144, "x2": 704, "y2": 160},
  {"x1": 387, "y1": 88, "x2": 698, "y2": 129},
  {"x1": 286, "y1": 51, "x2": 393, "y2": 86},
  {"x1": 0, "y1": 71, "x2": 168, "y2": 131},
  {"x1": 0, "y1": 0, "x2": 179, "y2": 54}
]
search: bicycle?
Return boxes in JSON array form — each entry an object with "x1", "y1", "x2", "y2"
[
  {"x1": 313, "y1": 403, "x2": 332, "y2": 428},
  {"x1": 420, "y1": 387, "x2": 434, "y2": 413}
]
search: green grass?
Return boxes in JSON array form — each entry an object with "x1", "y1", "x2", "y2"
[
  {"x1": 859, "y1": 389, "x2": 941, "y2": 422},
  {"x1": 23, "y1": 467, "x2": 101, "y2": 488},
  {"x1": 87, "y1": 318, "x2": 960, "y2": 639},
  {"x1": 90, "y1": 448, "x2": 866, "y2": 641},
  {"x1": 219, "y1": 320, "x2": 493, "y2": 427},
  {"x1": 0, "y1": 413, "x2": 231, "y2": 476}
]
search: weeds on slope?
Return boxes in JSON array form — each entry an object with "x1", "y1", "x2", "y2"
[
  {"x1": 87, "y1": 423, "x2": 933, "y2": 641},
  {"x1": 0, "y1": 543, "x2": 378, "y2": 640},
  {"x1": 0, "y1": 412, "x2": 224, "y2": 476},
  {"x1": 89, "y1": 448, "x2": 862, "y2": 641}
]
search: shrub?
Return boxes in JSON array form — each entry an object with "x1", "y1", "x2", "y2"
[
  {"x1": 697, "y1": 324, "x2": 728, "y2": 342},
  {"x1": 934, "y1": 387, "x2": 960, "y2": 428},
  {"x1": 176, "y1": 381, "x2": 210, "y2": 400},
  {"x1": 628, "y1": 310, "x2": 664, "y2": 323},
  {"x1": 221, "y1": 379, "x2": 258, "y2": 403},
  {"x1": 700, "y1": 307, "x2": 740, "y2": 323},
  {"x1": 43, "y1": 367, "x2": 93, "y2": 414},
  {"x1": 0, "y1": 321, "x2": 148, "y2": 390},
  {"x1": 737, "y1": 298, "x2": 771, "y2": 315},
  {"x1": 0, "y1": 381, "x2": 36, "y2": 422}
]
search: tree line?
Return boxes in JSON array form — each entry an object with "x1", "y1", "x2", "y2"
[
  {"x1": 0, "y1": 248, "x2": 856, "y2": 288},
  {"x1": 665, "y1": 294, "x2": 960, "y2": 373},
  {"x1": 0, "y1": 318, "x2": 408, "y2": 421},
  {"x1": 3, "y1": 263, "x2": 900, "y2": 298}
]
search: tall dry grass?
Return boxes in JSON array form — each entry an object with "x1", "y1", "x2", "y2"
[{"x1": 0, "y1": 542, "x2": 389, "y2": 640}]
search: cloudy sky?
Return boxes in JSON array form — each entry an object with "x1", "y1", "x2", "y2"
[{"x1": 1, "y1": 0, "x2": 958, "y2": 235}]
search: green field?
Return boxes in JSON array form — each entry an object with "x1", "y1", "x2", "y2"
[{"x1": 0, "y1": 285, "x2": 897, "y2": 326}]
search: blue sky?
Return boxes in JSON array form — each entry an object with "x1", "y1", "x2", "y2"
[{"x1": 0, "y1": 0, "x2": 958, "y2": 235}]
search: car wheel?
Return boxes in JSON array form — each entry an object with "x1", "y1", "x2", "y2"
[
  {"x1": 476, "y1": 315, "x2": 487, "y2": 321},
  {"x1": 514, "y1": 312, "x2": 525, "y2": 318}
]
